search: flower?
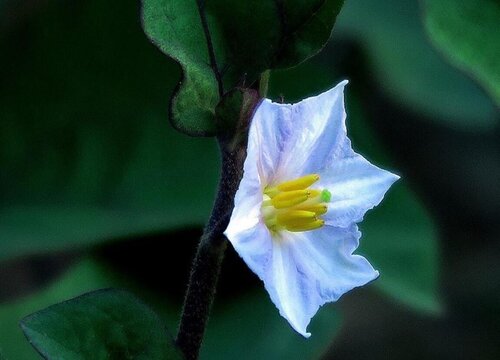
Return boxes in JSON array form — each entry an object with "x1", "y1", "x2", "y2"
[{"x1": 224, "y1": 80, "x2": 399, "y2": 337}]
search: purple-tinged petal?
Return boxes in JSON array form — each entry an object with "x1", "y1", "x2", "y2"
[
  {"x1": 278, "y1": 80, "x2": 352, "y2": 180},
  {"x1": 225, "y1": 221, "x2": 273, "y2": 283},
  {"x1": 249, "y1": 100, "x2": 293, "y2": 185}
]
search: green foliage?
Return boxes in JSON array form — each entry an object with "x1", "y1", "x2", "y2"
[
  {"x1": 202, "y1": 290, "x2": 340, "y2": 359},
  {"x1": 0, "y1": 0, "x2": 219, "y2": 262},
  {"x1": 141, "y1": 0, "x2": 220, "y2": 136},
  {"x1": 334, "y1": 0, "x2": 497, "y2": 130},
  {"x1": 21, "y1": 289, "x2": 182, "y2": 360},
  {"x1": 0, "y1": 259, "x2": 137, "y2": 359},
  {"x1": 360, "y1": 184, "x2": 441, "y2": 313},
  {"x1": 142, "y1": 0, "x2": 344, "y2": 136},
  {"x1": 347, "y1": 96, "x2": 442, "y2": 313},
  {"x1": 422, "y1": 0, "x2": 500, "y2": 106},
  {"x1": 0, "y1": 258, "x2": 339, "y2": 360}
]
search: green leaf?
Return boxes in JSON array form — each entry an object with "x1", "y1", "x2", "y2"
[
  {"x1": 346, "y1": 96, "x2": 442, "y2": 313},
  {"x1": 202, "y1": 289, "x2": 340, "y2": 359},
  {"x1": 422, "y1": 0, "x2": 500, "y2": 106},
  {"x1": 272, "y1": 0, "x2": 344, "y2": 69},
  {"x1": 21, "y1": 289, "x2": 182, "y2": 360},
  {"x1": 141, "y1": 0, "x2": 220, "y2": 136},
  {"x1": 142, "y1": 0, "x2": 344, "y2": 135},
  {"x1": 359, "y1": 184, "x2": 442, "y2": 313},
  {"x1": 0, "y1": 0, "x2": 219, "y2": 263},
  {"x1": 0, "y1": 259, "x2": 180, "y2": 360},
  {"x1": 334, "y1": 0, "x2": 497, "y2": 131}
]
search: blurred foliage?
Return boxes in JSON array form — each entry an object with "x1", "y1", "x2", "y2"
[
  {"x1": 422, "y1": 0, "x2": 500, "y2": 106},
  {"x1": 0, "y1": 259, "x2": 128, "y2": 359},
  {"x1": 359, "y1": 185, "x2": 440, "y2": 313},
  {"x1": 0, "y1": 0, "x2": 219, "y2": 262},
  {"x1": 334, "y1": 0, "x2": 497, "y2": 131},
  {"x1": 21, "y1": 289, "x2": 182, "y2": 360},
  {"x1": 0, "y1": 258, "x2": 342, "y2": 359},
  {"x1": 142, "y1": 0, "x2": 343, "y2": 135},
  {"x1": 347, "y1": 97, "x2": 441, "y2": 313},
  {"x1": 202, "y1": 290, "x2": 340, "y2": 359}
]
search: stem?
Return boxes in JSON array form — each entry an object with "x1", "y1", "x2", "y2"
[{"x1": 176, "y1": 141, "x2": 246, "y2": 360}]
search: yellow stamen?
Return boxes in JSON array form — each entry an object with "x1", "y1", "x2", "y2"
[
  {"x1": 262, "y1": 173, "x2": 329, "y2": 234},
  {"x1": 308, "y1": 189, "x2": 322, "y2": 198},
  {"x1": 293, "y1": 204, "x2": 328, "y2": 216},
  {"x1": 271, "y1": 190, "x2": 310, "y2": 209},
  {"x1": 286, "y1": 219, "x2": 325, "y2": 232},
  {"x1": 277, "y1": 210, "x2": 317, "y2": 225},
  {"x1": 276, "y1": 174, "x2": 320, "y2": 191},
  {"x1": 263, "y1": 187, "x2": 280, "y2": 198}
]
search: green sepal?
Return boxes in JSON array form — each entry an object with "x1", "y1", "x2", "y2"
[{"x1": 215, "y1": 88, "x2": 261, "y2": 149}]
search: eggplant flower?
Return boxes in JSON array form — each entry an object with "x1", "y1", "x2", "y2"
[{"x1": 224, "y1": 80, "x2": 399, "y2": 337}]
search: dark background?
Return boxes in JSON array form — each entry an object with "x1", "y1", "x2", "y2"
[{"x1": 1, "y1": 0, "x2": 499, "y2": 359}]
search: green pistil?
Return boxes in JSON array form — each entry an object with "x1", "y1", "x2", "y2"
[{"x1": 320, "y1": 189, "x2": 331, "y2": 203}]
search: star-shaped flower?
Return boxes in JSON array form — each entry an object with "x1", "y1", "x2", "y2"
[{"x1": 224, "y1": 80, "x2": 399, "y2": 337}]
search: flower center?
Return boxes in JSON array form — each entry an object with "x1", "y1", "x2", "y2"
[{"x1": 262, "y1": 174, "x2": 331, "y2": 233}]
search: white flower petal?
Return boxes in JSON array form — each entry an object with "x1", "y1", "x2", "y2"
[
  {"x1": 249, "y1": 99, "x2": 293, "y2": 185},
  {"x1": 278, "y1": 80, "x2": 352, "y2": 179},
  {"x1": 225, "y1": 116, "x2": 266, "y2": 237},
  {"x1": 262, "y1": 225, "x2": 378, "y2": 337},
  {"x1": 225, "y1": 221, "x2": 273, "y2": 281},
  {"x1": 225, "y1": 80, "x2": 398, "y2": 339},
  {"x1": 319, "y1": 154, "x2": 400, "y2": 228},
  {"x1": 249, "y1": 80, "x2": 351, "y2": 184}
]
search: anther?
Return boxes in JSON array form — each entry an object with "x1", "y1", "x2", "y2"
[
  {"x1": 271, "y1": 190, "x2": 311, "y2": 209},
  {"x1": 286, "y1": 219, "x2": 325, "y2": 232},
  {"x1": 276, "y1": 174, "x2": 320, "y2": 192}
]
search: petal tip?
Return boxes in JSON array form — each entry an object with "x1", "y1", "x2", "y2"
[
  {"x1": 302, "y1": 331, "x2": 312, "y2": 339},
  {"x1": 339, "y1": 79, "x2": 349, "y2": 87}
]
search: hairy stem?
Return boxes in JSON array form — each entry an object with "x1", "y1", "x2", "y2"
[{"x1": 176, "y1": 141, "x2": 246, "y2": 360}]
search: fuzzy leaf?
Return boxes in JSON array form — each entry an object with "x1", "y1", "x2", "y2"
[
  {"x1": 21, "y1": 289, "x2": 182, "y2": 360},
  {"x1": 142, "y1": 0, "x2": 344, "y2": 136}
]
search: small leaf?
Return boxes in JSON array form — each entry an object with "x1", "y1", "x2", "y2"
[
  {"x1": 142, "y1": 0, "x2": 344, "y2": 136},
  {"x1": 422, "y1": 0, "x2": 500, "y2": 106},
  {"x1": 21, "y1": 289, "x2": 182, "y2": 360}
]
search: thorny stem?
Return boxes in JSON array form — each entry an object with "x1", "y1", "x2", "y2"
[{"x1": 175, "y1": 140, "x2": 246, "y2": 360}]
